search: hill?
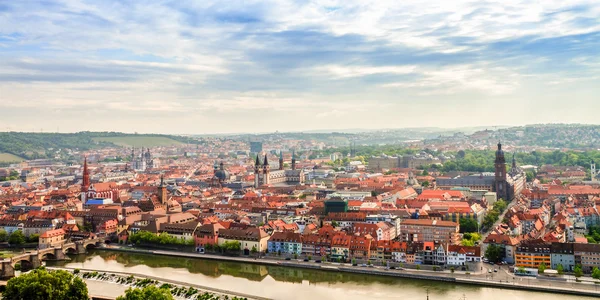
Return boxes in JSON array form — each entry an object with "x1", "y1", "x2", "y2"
[
  {"x1": 0, "y1": 153, "x2": 25, "y2": 163},
  {"x1": 92, "y1": 136, "x2": 183, "y2": 147},
  {"x1": 0, "y1": 132, "x2": 201, "y2": 161}
]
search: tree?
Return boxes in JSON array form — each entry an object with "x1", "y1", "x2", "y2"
[
  {"x1": 450, "y1": 267, "x2": 455, "y2": 273},
  {"x1": 538, "y1": 262, "x2": 546, "y2": 274},
  {"x1": 8, "y1": 230, "x2": 25, "y2": 245},
  {"x1": 556, "y1": 264, "x2": 564, "y2": 275},
  {"x1": 331, "y1": 221, "x2": 339, "y2": 227},
  {"x1": 0, "y1": 229, "x2": 8, "y2": 242},
  {"x1": 416, "y1": 265, "x2": 421, "y2": 270},
  {"x1": 517, "y1": 266, "x2": 525, "y2": 274},
  {"x1": 251, "y1": 246, "x2": 258, "y2": 254},
  {"x1": 422, "y1": 181, "x2": 430, "y2": 187},
  {"x1": 459, "y1": 219, "x2": 478, "y2": 233},
  {"x1": 485, "y1": 244, "x2": 503, "y2": 263},
  {"x1": 592, "y1": 267, "x2": 600, "y2": 280},
  {"x1": 574, "y1": 264, "x2": 583, "y2": 278},
  {"x1": 28, "y1": 234, "x2": 40, "y2": 243},
  {"x1": 3, "y1": 268, "x2": 88, "y2": 300},
  {"x1": 461, "y1": 239, "x2": 475, "y2": 247},
  {"x1": 116, "y1": 286, "x2": 174, "y2": 300}
]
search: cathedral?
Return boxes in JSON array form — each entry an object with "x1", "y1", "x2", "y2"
[
  {"x1": 254, "y1": 151, "x2": 305, "y2": 188},
  {"x1": 131, "y1": 148, "x2": 158, "y2": 171},
  {"x1": 494, "y1": 142, "x2": 526, "y2": 201}
]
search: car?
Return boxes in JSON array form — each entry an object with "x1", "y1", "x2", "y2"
[
  {"x1": 384, "y1": 267, "x2": 390, "y2": 270},
  {"x1": 303, "y1": 259, "x2": 309, "y2": 262},
  {"x1": 368, "y1": 264, "x2": 375, "y2": 268},
  {"x1": 494, "y1": 269, "x2": 498, "y2": 272},
  {"x1": 127, "y1": 244, "x2": 133, "y2": 247},
  {"x1": 285, "y1": 257, "x2": 291, "y2": 261},
  {"x1": 352, "y1": 263, "x2": 358, "y2": 266},
  {"x1": 488, "y1": 269, "x2": 492, "y2": 273},
  {"x1": 389, "y1": 266, "x2": 396, "y2": 270},
  {"x1": 361, "y1": 264, "x2": 368, "y2": 267},
  {"x1": 315, "y1": 260, "x2": 322, "y2": 263}
]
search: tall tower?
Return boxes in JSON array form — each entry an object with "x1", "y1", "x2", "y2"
[
  {"x1": 254, "y1": 155, "x2": 262, "y2": 188},
  {"x1": 263, "y1": 154, "x2": 271, "y2": 185},
  {"x1": 158, "y1": 175, "x2": 167, "y2": 204},
  {"x1": 494, "y1": 142, "x2": 507, "y2": 200},
  {"x1": 81, "y1": 156, "x2": 90, "y2": 202},
  {"x1": 291, "y1": 150, "x2": 296, "y2": 170},
  {"x1": 592, "y1": 161, "x2": 597, "y2": 182},
  {"x1": 279, "y1": 151, "x2": 284, "y2": 170}
]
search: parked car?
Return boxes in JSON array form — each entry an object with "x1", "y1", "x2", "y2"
[
  {"x1": 285, "y1": 257, "x2": 291, "y2": 261},
  {"x1": 315, "y1": 260, "x2": 322, "y2": 263},
  {"x1": 361, "y1": 264, "x2": 368, "y2": 267},
  {"x1": 494, "y1": 269, "x2": 498, "y2": 272},
  {"x1": 368, "y1": 264, "x2": 375, "y2": 268},
  {"x1": 352, "y1": 263, "x2": 358, "y2": 266},
  {"x1": 488, "y1": 269, "x2": 492, "y2": 273},
  {"x1": 389, "y1": 266, "x2": 396, "y2": 270},
  {"x1": 303, "y1": 259, "x2": 309, "y2": 262}
]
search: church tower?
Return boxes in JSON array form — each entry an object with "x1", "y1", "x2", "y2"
[
  {"x1": 592, "y1": 161, "x2": 597, "y2": 182},
  {"x1": 279, "y1": 151, "x2": 284, "y2": 170},
  {"x1": 494, "y1": 142, "x2": 507, "y2": 200},
  {"x1": 291, "y1": 150, "x2": 296, "y2": 170},
  {"x1": 254, "y1": 155, "x2": 262, "y2": 188},
  {"x1": 81, "y1": 156, "x2": 90, "y2": 202},
  {"x1": 263, "y1": 154, "x2": 271, "y2": 185},
  {"x1": 158, "y1": 175, "x2": 167, "y2": 204}
]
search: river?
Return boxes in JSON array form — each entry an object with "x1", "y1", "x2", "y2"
[{"x1": 46, "y1": 250, "x2": 593, "y2": 300}]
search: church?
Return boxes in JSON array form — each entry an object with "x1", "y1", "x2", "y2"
[
  {"x1": 131, "y1": 148, "x2": 158, "y2": 171},
  {"x1": 254, "y1": 151, "x2": 305, "y2": 188},
  {"x1": 494, "y1": 142, "x2": 526, "y2": 201}
]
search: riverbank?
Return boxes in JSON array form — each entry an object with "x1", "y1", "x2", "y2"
[
  {"x1": 96, "y1": 246, "x2": 600, "y2": 298},
  {"x1": 47, "y1": 266, "x2": 270, "y2": 300}
]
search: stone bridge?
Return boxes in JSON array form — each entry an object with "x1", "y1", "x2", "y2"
[{"x1": 0, "y1": 237, "x2": 104, "y2": 278}]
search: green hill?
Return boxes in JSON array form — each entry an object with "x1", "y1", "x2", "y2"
[
  {"x1": 0, "y1": 132, "x2": 201, "y2": 161},
  {"x1": 0, "y1": 153, "x2": 24, "y2": 163},
  {"x1": 92, "y1": 136, "x2": 183, "y2": 147}
]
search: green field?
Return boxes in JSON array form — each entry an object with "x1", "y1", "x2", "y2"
[
  {"x1": 93, "y1": 136, "x2": 184, "y2": 147},
  {"x1": 0, "y1": 153, "x2": 24, "y2": 162}
]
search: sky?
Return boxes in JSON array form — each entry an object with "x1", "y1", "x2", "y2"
[{"x1": 0, "y1": 1, "x2": 599, "y2": 134}]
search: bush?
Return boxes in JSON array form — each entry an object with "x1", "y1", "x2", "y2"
[{"x1": 4, "y1": 268, "x2": 88, "y2": 300}]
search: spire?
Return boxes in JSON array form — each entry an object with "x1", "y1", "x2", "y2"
[
  {"x1": 280, "y1": 151, "x2": 283, "y2": 160},
  {"x1": 512, "y1": 152, "x2": 517, "y2": 169},
  {"x1": 82, "y1": 156, "x2": 90, "y2": 192},
  {"x1": 160, "y1": 174, "x2": 164, "y2": 187},
  {"x1": 264, "y1": 154, "x2": 269, "y2": 166},
  {"x1": 220, "y1": 161, "x2": 225, "y2": 170},
  {"x1": 279, "y1": 151, "x2": 284, "y2": 170},
  {"x1": 498, "y1": 141, "x2": 502, "y2": 150},
  {"x1": 255, "y1": 155, "x2": 261, "y2": 166}
]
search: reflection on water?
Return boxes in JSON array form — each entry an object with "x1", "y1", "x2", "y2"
[{"x1": 47, "y1": 250, "x2": 592, "y2": 300}]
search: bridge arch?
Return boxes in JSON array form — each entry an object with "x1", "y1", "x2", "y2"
[
  {"x1": 12, "y1": 258, "x2": 34, "y2": 271},
  {"x1": 40, "y1": 252, "x2": 56, "y2": 260},
  {"x1": 63, "y1": 246, "x2": 77, "y2": 254}
]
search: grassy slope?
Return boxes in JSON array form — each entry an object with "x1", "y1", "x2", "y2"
[
  {"x1": 92, "y1": 136, "x2": 183, "y2": 147},
  {"x1": 0, "y1": 153, "x2": 25, "y2": 162}
]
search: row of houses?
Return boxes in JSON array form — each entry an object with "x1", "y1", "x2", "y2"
[
  {"x1": 193, "y1": 224, "x2": 478, "y2": 265},
  {"x1": 515, "y1": 241, "x2": 600, "y2": 273}
]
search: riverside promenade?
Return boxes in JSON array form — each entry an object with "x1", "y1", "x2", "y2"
[{"x1": 94, "y1": 246, "x2": 600, "y2": 298}]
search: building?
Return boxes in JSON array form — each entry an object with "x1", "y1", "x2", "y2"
[
  {"x1": 131, "y1": 148, "x2": 158, "y2": 171},
  {"x1": 483, "y1": 234, "x2": 520, "y2": 264},
  {"x1": 195, "y1": 223, "x2": 224, "y2": 252},
  {"x1": 550, "y1": 242, "x2": 575, "y2": 272},
  {"x1": 399, "y1": 219, "x2": 460, "y2": 245},
  {"x1": 515, "y1": 241, "x2": 551, "y2": 269},
  {"x1": 324, "y1": 197, "x2": 348, "y2": 214},
  {"x1": 574, "y1": 243, "x2": 600, "y2": 273},
  {"x1": 437, "y1": 143, "x2": 525, "y2": 201},
  {"x1": 494, "y1": 143, "x2": 526, "y2": 200},
  {"x1": 39, "y1": 229, "x2": 66, "y2": 249},
  {"x1": 218, "y1": 228, "x2": 270, "y2": 254},
  {"x1": 250, "y1": 141, "x2": 263, "y2": 154},
  {"x1": 254, "y1": 153, "x2": 305, "y2": 187},
  {"x1": 267, "y1": 231, "x2": 302, "y2": 255}
]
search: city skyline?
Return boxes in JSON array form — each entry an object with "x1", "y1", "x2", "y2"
[{"x1": 1, "y1": 1, "x2": 599, "y2": 134}]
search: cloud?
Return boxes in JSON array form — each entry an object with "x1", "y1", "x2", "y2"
[{"x1": 0, "y1": 0, "x2": 598, "y2": 133}]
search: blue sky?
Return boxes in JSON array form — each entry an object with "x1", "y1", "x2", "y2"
[{"x1": 0, "y1": 0, "x2": 599, "y2": 134}]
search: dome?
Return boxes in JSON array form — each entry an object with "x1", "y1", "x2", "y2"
[{"x1": 215, "y1": 169, "x2": 230, "y2": 180}]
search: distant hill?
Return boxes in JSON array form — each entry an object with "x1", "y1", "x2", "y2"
[{"x1": 0, "y1": 132, "x2": 201, "y2": 161}]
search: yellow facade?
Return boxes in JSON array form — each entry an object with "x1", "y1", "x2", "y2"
[{"x1": 515, "y1": 253, "x2": 551, "y2": 268}]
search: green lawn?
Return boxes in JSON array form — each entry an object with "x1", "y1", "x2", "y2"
[
  {"x1": 0, "y1": 153, "x2": 25, "y2": 163},
  {"x1": 93, "y1": 136, "x2": 183, "y2": 147}
]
